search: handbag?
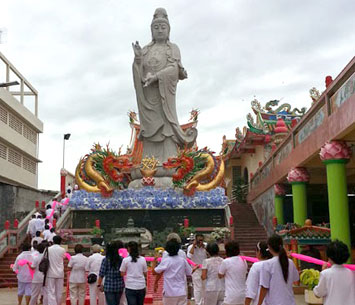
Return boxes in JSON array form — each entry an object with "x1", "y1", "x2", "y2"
[
  {"x1": 87, "y1": 273, "x2": 98, "y2": 284},
  {"x1": 39, "y1": 247, "x2": 49, "y2": 286}
]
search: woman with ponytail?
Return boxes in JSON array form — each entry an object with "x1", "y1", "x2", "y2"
[
  {"x1": 120, "y1": 241, "x2": 147, "y2": 305},
  {"x1": 244, "y1": 241, "x2": 272, "y2": 305},
  {"x1": 257, "y1": 235, "x2": 299, "y2": 305}
]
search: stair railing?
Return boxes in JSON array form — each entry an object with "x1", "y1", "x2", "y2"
[{"x1": 0, "y1": 191, "x2": 62, "y2": 259}]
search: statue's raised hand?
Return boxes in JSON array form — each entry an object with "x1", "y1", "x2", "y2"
[{"x1": 132, "y1": 41, "x2": 142, "y2": 57}]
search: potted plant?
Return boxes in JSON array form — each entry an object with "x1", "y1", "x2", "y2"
[
  {"x1": 300, "y1": 269, "x2": 323, "y2": 304},
  {"x1": 90, "y1": 226, "x2": 104, "y2": 245}
]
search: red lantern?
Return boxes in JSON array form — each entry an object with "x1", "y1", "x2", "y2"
[
  {"x1": 53, "y1": 219, "x2": 57, "y2": 228},
  {"x1": 13, "y1": 219, "x2": 19, "y2": 229},
  {"x1": 272, "y1": 216, "x2": 278, "y2": 227},
  {"x1": 258, "y1": 161, "x2": 263, "y2": 167},
  {"x1": 183, "y1": 218, "x2": 189, "y2": 228},
  {"x1": 325, "y1": 75, "x2": 333, "y2": 88},
  {"x1": 35, "y1": 200, "x2": 39, "y2": 208},
  {"x1": 95, "y1": 219, "x2": 100, "y2": 228},
  {"x1": 4, "y1": 220, "x2": 10, "y2": 230},
  {"x1": 229, "y1": 216, "x2": 234, "y2": 226},
  {"x1": 41, "y1": 201, "x2": 46, "y2": 209}
]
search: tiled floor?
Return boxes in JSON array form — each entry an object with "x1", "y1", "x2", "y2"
[{"x1": 0, "y1": 288, "x2": 307, "y2": 305}]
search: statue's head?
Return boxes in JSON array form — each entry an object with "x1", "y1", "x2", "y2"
[{"x1": 151, "y1": 8, "x2": 170, "y2": 42}]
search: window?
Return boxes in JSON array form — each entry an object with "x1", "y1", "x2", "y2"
[
  {"x1": 9, "y1": 113, "x2": 23, "y2": 135},
  {"x1": 0, "y1": 142, "x2": 6, "y2": 160},
  {"x1": 8, "y1": 148, "x2": 22, "y2": 167},
  {"x1": 0, "y1": 106, "x2": 7, "y2": 124}
]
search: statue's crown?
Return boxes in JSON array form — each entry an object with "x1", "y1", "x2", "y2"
[{"x1": 152, "y1": 8, "x2": 169, "y2": 26}]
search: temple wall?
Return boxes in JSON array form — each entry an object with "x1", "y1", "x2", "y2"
[
  {"x1": 241, "y1": 145, "x2": 265, "y2": 179},
  {"x1": 250, "y1": 186, "x2": 275, "y2": 236}
]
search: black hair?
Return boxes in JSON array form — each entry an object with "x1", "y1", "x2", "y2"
[
  {"x1": 268, "y1": 234, "x2": 288, "y2": 282},
  {"x1": 326, "y1": 240, "x2": 350, "y2": 265},
  {"x1": 45, "y1": 219, "x2": 49, "y2": 224},
  {"x1": 22, "y1": 242, "x2": 31, "y2": 251},
  {"x1": 32, "y1": 241, "x2": 38, "y2": 249},
  {"x1": 106, "y1": 240, "x2": 123, "y2": 269},
  {"x1": 37, "y1": 243, "x2": 46, "y2": 254},
  {"x1": 225, "y1": 241, "x2": 240, "y2": 257},
  {"x1": 50, "y1": 228, "x2": 55, "y2": 233},
  {"x1": 36, "y1": 231, "x2": 41, "y2": 237},
  {"x1": 165, "y1": 239, "x2": 180, "y2": 256},
  {"x1": 46, "y1": 205, "x2": 51, "y2": 209},
  {"x1": 257, "y1": 241, "x2": 273, "y2": 260},
  {"x1": 45, "y1": 225, "x2": 49, "y2": 230},
  {"x1": 37, "y1": 215, "x2": 42, "y2": 219},
  {"x1": 206, "y1": 242, "x2": 219, "y2": 256},
  {"x1": 127, "y1": 241, "x2": 139, "y2": 262},
  {"x1": 32, "y1": 215, "x2": 36, "y2": 218},
  {"x1": 74, "y1": 244, "x2": 83, "y2": 254},
  {"x1": 53, "y1": 235, "x2": 62, "y2": 245},
  {"x1": 195, "y1": 233, "x2": 204, "y2": 240}
]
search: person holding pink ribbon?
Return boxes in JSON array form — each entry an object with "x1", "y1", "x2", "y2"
[
  {"x1": 313, "y1": 240, "x2": 355, "y2": 305},
  {"x1": 12, "y1": 242, "x2": 34, "y2": 305}
]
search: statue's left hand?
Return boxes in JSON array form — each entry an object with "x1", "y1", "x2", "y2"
[{"x1": 143, "y1": 73, "x2": 158, "y2": 87}]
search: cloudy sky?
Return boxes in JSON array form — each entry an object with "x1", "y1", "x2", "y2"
[{"x1": 1, "y1": 0, "x2": 354, "y2": 191}]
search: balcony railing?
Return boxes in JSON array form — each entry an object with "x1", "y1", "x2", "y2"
[
  {"x1": 249, "y1": 56, "x2": 355, "y2": 199},
  {"x1": 0, "y1": 51, "x2": 38, "y2": 117}
]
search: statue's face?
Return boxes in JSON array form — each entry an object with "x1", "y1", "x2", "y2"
[{"x1": 152, "y1": 22, "x2": 169, "y2": 42}]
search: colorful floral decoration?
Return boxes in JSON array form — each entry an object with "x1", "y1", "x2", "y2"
[
  {"x1": 163, "y1": 148, "x2": 225, "y2": 196},
  {"x1": 319, "y1": 141, "x2": 351, "y2": 161},
  {"x1": 274, "y1": 184, "x2": 286, "y2": 196},
  {"x1": 70, "y1": 187, "x2": 228, "y2": 210},
  {"x1": 287, "y1": 167, "x2": 310, "y2": 183},
  {"x1": 75, "y1": 143, "x2": 132, "y2": 197}
]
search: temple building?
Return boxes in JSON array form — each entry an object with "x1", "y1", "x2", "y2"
[{"x1": 222, "y1": 56, "x2": 355, "y2": 257}]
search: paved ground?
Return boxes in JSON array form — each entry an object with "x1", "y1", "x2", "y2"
[{"x1": 0, "y1": 288, "x2": 307, "y2": 305}]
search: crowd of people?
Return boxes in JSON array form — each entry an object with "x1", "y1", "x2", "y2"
[{"x1": 12, "y1": 230, "x2": 355, "y2": 305}]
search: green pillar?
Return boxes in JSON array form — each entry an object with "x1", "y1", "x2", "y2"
[
  {"x1": 275, "y1": 195, "x2": 285, "y2": 225},
  {"x1": 291, "y1": 182, "x2": 308, "y2": 225},
  {"x1": 324, "y1": 159, "x2": 351, "y2": 252}
]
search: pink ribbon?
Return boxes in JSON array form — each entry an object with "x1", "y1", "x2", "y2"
[
  {"x1": 291, "y1": 253, "x2": 355, "y2": 271},
  {"x1": 241, "y1": 256, "x2": 260, "y2": 263},
  {"x1": 65, "y1": 253, "x2": 71, "y2": 260},
  {"x1": 16, "y1": 259, "x2": 35, "y2": 278}
]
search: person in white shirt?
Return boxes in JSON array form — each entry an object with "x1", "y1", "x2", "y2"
[
  {"x1": 68, "y1": 244, "x2": 88, "y2": 305},
  {"x1": 86, "y1": 244, "x2": 105, "y2": 305},
  {"x1": 46, "y1": 235, "x2": 67, "y2": 305},
  {"x1": 30, "y1": 243, "x2": 47, "y2": 305},
  {"x1": 45, "y1": 205, "x2": 54, "y2": 225},
  {"x1": 155, "y1": 233, "x2": 187, "y2": 292},
  {"x1": 27, "y1": 215, "x2": 37, "y2": 239},
  {"x1": 153, "y1": 239, "x2": 192, "y2": 305},
  {"x1": 43, "y1": 225, "x2": 51, "y2": 241},
  {"x1": 31, "y1": 231, "x2": 43, "y2": 246},
  {"x1": 201, "y1": 242, "x2": 224, "y2": 305},
  {"x1": 120, "y1": 241, "x2": 148, "y2": 305},
  {"x1": 187, "y1": 234, "x2": 207, "y2": 305},
  {"x1": 13, "y1": 243, "x2": 34, "y2": 305},
  {"x1": 245, "y1": 241, "x2": 273, "y2": 305},
  {"x1": 257, "y1": 234, "x2": 299, "y2": 305},
  {"x1": 35, "y1": 215, "x2": 45, "y2": 234},
  {"x1": 47, "y1": 228, "x2": 57, "y2": 243},
  {"x1": 218, "y1": 241, "x2": 247, "y2": 305},
  {"x1": 313, "y1": 240, "x2": 355, "y2": 305}
]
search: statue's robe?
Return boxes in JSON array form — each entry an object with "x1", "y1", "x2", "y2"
[{"x1": 133, "y1": 41, "x2": 197, "y2": 163}]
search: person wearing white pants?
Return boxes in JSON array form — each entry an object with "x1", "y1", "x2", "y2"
[
  {"x1": 187, "y1": 234, "x2": 207, "y2": 305},
  {"x1": 86, "y1": 244, "x2": 106, "y2": 305},
  {"x1": 30, "y1": 243, "x2": 48, "y2": 305},
  {"x1": 68, "y1": 244, "x2": 88, "y2": 305},
  {"x1": 46, "y1": 236, "x2": 66, "y2": 305}
]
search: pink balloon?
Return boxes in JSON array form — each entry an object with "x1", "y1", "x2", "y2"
[{"x1": 119, "y1": 248, "x2": 128, "y2": 258}]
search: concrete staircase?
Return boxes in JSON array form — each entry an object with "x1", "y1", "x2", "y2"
[{"x1": 229, "y1": 202, "x2": 268, "y2": 257}]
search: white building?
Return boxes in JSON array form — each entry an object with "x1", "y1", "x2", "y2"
[{"x1": 0, "y1": 51, "x2": 43, "y2": 189}]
